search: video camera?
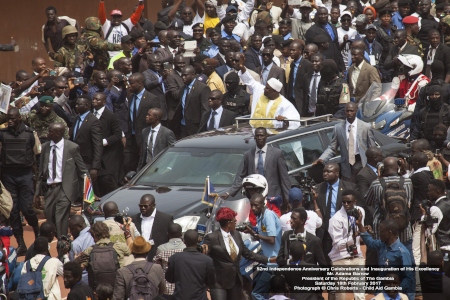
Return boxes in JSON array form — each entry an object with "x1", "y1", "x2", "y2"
[
  {"x1": 114, "y1": 207, "x2": 130, "y2": 225},
  {"x1": 398, "y1": 153, "x2": 412, "y2": 165},
  {"x1": 235, "y1": 222, "x2": 252, "y2": 232},
  {"x1": 346, "y1": 208, "x2": 360, "y2": 219},
  {"x1": 420, "y1": 200, "x2": 438, "y2": 227},
  {"x1": 298, "y1": 170, "x2": 316, "y2": 205}
]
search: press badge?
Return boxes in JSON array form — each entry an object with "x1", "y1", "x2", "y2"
[{"x1": 149, "y1": 239, "x2": 155, "y2": 245}]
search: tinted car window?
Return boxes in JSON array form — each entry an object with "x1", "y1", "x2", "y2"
[
  {"x1": 136, "y1": 148, "x2": 245, "y2": 186},
  {"x1": 278, "y1": 134, "x2": 323, "y2": 171}
]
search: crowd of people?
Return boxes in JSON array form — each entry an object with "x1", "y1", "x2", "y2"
[{"x1": 2, "y1": 0, "x2": 450, "y2": 298}]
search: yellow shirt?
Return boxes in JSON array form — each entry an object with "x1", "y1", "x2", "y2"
[
  {"x1": 204, "y1": 15, "x2": 220, "y2": 34},
  {"x1": 108, "y1": 51, "x2": 126, "y2": 70},
  {"x1": 207, "y1": 72, "x2": 226, "y2": 94}
]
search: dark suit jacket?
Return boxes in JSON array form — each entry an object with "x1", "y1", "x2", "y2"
[
  {"x1": 132, "y1": 210, "x2": 174, "y2": 261},
  {"x1": 244, "y1": 48, "x2": 262, "y2": 71},
  {"x1": 315, "y1": 180, "x2": 359, "y2": 237},
  {"x1": 143, "y1": 69, "x2": 168, "y2": 120},
  {"x1": 276, "y1": 230, "x2": 327, "y2": 267},
  {"x1": 128, "y1": 89, "x2": 161, "y2": 148},
  {"x1": 305, "y1": 24, "x2": 345, "y2": 71},
  {"x1": 71, "y1": 112, "x2": 103, "y2": 170},
  {"x1": 347, "y1": 61, "x2": 381, "y2": 102},
  {"x1": 155, "y1": 47, "x2": 174, "y2": 64},
  {"x1": 35, "y1": 140, "x2": 88, "y2": 203},
  {"x1": 97, "y1": 108, "x2": 122, "y2": 176},
  {"x1": 283, "y1": 261, "x2": 322, "y2": 300},
  {"x1": 355, "y1": 165, "x2": 378, "y2": 226},
  {"x1": 424, "y1": 43, "x2": 450, "y2": 76},
  {"x1": 165, "y1": 72, "x2": 184, "y2": 121},
  {"x1": 410, "y1": 170, "x2": 434, "y2": 221},
  {"x1": 255, "y1": 63, "x2": 287, "y2": 96},
  {"x1": 202, "y1": 229, "x2": 267, "y2": 290},
  {"x1": 287, "y1": 58, "x2": 313, "y2": 115},
  {"x1": 137, "y1": 125, "x2": 176, "y2": 171},
  {"x1": 228, "y1": 146, "x2": 291, "y2": 202},
  {"x1": 215, "y1": 65, "x2": 232, "y2": 80},
  {"x1": 173, "y1": 80, "x2": 211, "y2": 136},
  {"x1": 213, "y1": 53, "x2": 226, "y2": 66},
  {"x1": 198, "y1": 107, "x2": 236, "y2": 133},
  {"x1": 384, "y1": 43, "x2": 419, "y2": 76}
]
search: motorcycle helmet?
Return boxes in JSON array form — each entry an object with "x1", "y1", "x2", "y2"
[{"x1": 241, "y1": 174, "x2": 268, "y2": 199}]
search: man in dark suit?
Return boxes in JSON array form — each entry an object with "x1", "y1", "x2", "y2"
[
  {"x1": 215, "y1": 51, "x2": 235, "y2": 80},
  {"x1": 173, "y1": 66, "x2": 210, "y2": 137},
  {"x1": 221, "y1": 127, "x2": 291, "y2": 204},
  {"x1": 71, "y1": 95, "x2": 103, "y2": 186},
  {"x1": 213, "y1": 39, "x2": 230, "y2": 66},
  {"x1": 155, "y1": 30, "x2": 181, "y2": 64},
  {"x1": 287, "y1": 40, "x2": 313, "y2": 114},
  {"x1": 424, "y1": 30, "x2": 450, "y2": 81},
  {"x1": 347, "y1": 48, "x2": 381, "y2": 102},
  {"x1": 131, "y1": 194, "x2": 174, "y2": 261},
  {"x1": 244, "y1": 34, "x2": 263, "y2": 71},
  {"x1": 198, "y1": 90, "x2": 236, "y2": 133},
  {"x1": 305, "y1": 7, "x2": 345, "y2": 72},
  {"x1": 201, "y1": 207, "x2": 270, "y2": 300},
  {"x1": 137, "y1": 108, "x2": 176, "y2": 171},
  {"x1": 313, "y1": 162, "x2": 359, "y2": 264},
  {"x1": 125, "y1": 72, "x2": 161, "y2": 173},
  {"x1": 255, "y1": 48, "x2": 286, "y2": 96},
  {"x1": 384, "y1": 29, "x2": 419, "y2": 77},
  {"x1": 277, "y1": 207, "x2": 327, "y2": 266},
  {"x1": 165, "y1": 55, "x2": 185, "y2": 129},
  {"x1": 91, "y1": 92, "x2": 123, "y2": 196},
  {"x1": 35, "y1": 123, "x2": 88, "y2": 238},
  {"x1": 143, "y1": 54, "x2": 168, "y2": 122},
  {"x1": 166, "y1": 230, "x2": 216, "y2": 300}
]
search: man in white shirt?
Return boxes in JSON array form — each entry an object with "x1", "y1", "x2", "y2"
[
  {"x1": 328, "y1": 189, "x2": 366, "y2": 300},
  {"x1": 279, "y1": 187, "x2": 322, "y2": 235},
  {"x1": 337, "y1": 11, "x2": 357, "y2": 70},
  {"x1": 236, "y1": 54, "x2": 300, "y2": 130}
]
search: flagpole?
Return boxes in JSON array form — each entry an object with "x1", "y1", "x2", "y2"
[{"x1": 82, "y1": 174, "x2": 87, "y2": 214}]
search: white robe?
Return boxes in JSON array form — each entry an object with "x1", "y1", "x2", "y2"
[{"x1": 238, "y1": 70, "x2": 301, "y2": 130}]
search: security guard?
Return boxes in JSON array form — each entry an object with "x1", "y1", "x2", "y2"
[
  {"x1": 222, "y1": 72, "x2": 250, "y2": 116},
  {"x1": 403, "y1": 16, "x2": 424, "y2": 58},
  {"x1": 0, "y1": 107, "x2": 39, "y2": 256},
  {"x1": 52, "y1": 25, "x2": 81, "y2": 70},
  {"x1": 192, "y1": 23, "x2": 211, "y2": 52}
]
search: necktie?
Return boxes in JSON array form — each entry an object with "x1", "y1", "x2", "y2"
[
  {"x1": 52, "y1": 145, "x2": 57, "y2": 180},
  {"x1": 132, "y1": 94, "x2": 138, "y2": 132},
  {"x1": 228, "y1": 234, "x2": 238, "y2": 261},
  {"x1": 257, "y1": 150, "x2": 264, "y2": 176},
  {"x1": 311, "y1": 73, "x2": 318, "y2": 104},
  {"x1": 262, "y1": 67, "x2": 268, "y2": 85},
  {"x1": 348, "y1": 124, "x2": 355, "y2": 165},
  {"x1": 326, "y1": 185, "x2": 333, "y2": 218},
  {"x1": 94, "y1": 111, "x2": 99, "y2": 119},
  {"x1": 74, "y1": 116, "x2": 81, "y2": 139},
  {"x1": 208, "y1": 111, "x2": 217, "y2": 130},
  {"x1": 146, "y1": 129, "x2": 155, "y2": 163}
]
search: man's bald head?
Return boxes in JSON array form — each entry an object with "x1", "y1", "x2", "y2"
[
  {"x1": 149, "y1": 108, "x2": 163, "y2": 120},
  {"x1": 325, "y1": 162, "x2": 340, "y2": 172},
  {"x1": 351, "y1": 40, "x2": 366, "y2": 51},
  {"x1": 49, "y1": 122, "x2": 66, "y2": 136},
  {"x1": 412, "y1": 152, "x2": 428, "y2": 168},
  {"x1": 103, "y1": 201, "x2": 119, "y2": 217}
]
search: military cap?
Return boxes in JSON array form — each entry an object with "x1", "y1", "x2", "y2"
[
  {"x1": 62, "y1": 25, "x2": 78, "y2": 39},
  {"x1": 398, "y1": 0, "x2": 411, "y2": 6},
  {"x1": 442, "y1": 15, "x2": 450, "y2": 27},
  {"x1": 257, "y1": 11, "x2": 272, "y2": 25},
  {"x1": 222, "y1": 14, "x2": 237, "y2": 24},
  {"x1": 192, "y1": 23, "x2": 204, "y2": 29},
  {"x1": 39, "y1": 96, "x2": 54, "y2": 104},
  {"x1": 121, "y1": 35, "x2": 135, "y2": 44},
  {"x1": 202, "y1": 58, "x2": 219, "y2": 67},
  {"x1": 170, "y1": 19, "x2": 184, "y2": 29},
  {"x1": 300, "y1": 1, "x2": 312, "y2": 7},
  {"x1": 154, "y1": 21, "x2": 168, "y2": 31},
  {"x1": 226, "y1": 5, "x2": 238, "y2": 13},
  {"x1": 271, "y1": 34, "x2": 284, "y2": 46},
  {"x1": 313, "y1": 35, "x2": 328, "y2": 44},
  {"x1": 208, "y1": 28, "x2": 220, "y2": 36},
  {"x1": 402, "y1": 15, "x2": 419, "y2": 24},
  {"x1": 85, "y1": 17, "x2": 102, "y2": 31}
]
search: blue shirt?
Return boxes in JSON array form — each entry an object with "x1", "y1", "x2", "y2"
[
  {"x1": 256, "y1": 208, "x2": 282, "y2": 257},
  {"x1": 73, "y1": 111, "x2": 89, "y2": 138},
  {"x1": 283, "y1": 33, "x2": 292, "y2": 40},
  {"x1": 323, "y1": 23, "x2": 336, "y2": 41},
  {"x1": 221, "y1": 30, "x2": 241, "y2": 42},
  {"x1": 326, "y1": 179, "x2": 340, "y2": 218},
  {"x1": 203, "y1": 44, "x2": 219, "y2": 58},
  {"x1": 391, "y1": 12, "x2": 404, "y2": 30},
  {"x1": 130, "y1": 88, "x2": 145, "y2": 134},
  {"x1": 181, "y1": 79, "x2": 196, "y2": 125},
  {"x1": 69, "y1": 226, "x2": 95, "y2": 285},
  {"x1": 292, "y1": 57, "x2": 302, "y2": 98},
  {"x1": 261, "y1": 62, "x2": 273, "y2": 85},
  {"x1": 381, "y1": 292, "x2": 402, "y2": 300},
  {"x1": 361, "y1": 233, "x2": 415, "y2": 297},
  {"x1": 367, "y1": 163, "x2": 378, "y2": 175}
]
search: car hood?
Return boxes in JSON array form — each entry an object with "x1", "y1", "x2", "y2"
[{"x1": 96, "y1": 185, "x2": 229, "y2": 219}]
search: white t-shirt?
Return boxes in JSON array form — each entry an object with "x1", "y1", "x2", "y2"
[
  {"x1": 337, "y1": 27, "x2": 357, "y2": 69},
  {"x1": 280, "y1": 210, "x2": 322, "y2": 235}
]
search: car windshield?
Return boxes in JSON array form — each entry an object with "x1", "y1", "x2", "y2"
[
  {"x1": 359, "y1": 82, "x2": 398, "y2": 121},
  {"x1": 135, "y1": 148, "x2": 246, "y2": 186}
]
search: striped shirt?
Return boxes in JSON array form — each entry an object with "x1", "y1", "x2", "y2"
[{"x1": 365, "y1": 176, "x2": 413, "y2": 243}]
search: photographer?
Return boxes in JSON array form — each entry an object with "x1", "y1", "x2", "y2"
[
  {"x1": 102, "y1": 201, "x2": 140, "y2": 247},
  {"x1": 328, "y1": 190, "x2": 365, "y2": 300},
  {"x1": 277, "y1": 207, "x2": 327, "y2": 267},
  {"x1": 420, "y1": 179, "x2": 450, "y2": 277}
]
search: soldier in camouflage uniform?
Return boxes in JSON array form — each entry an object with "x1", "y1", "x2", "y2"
[
  {"x1": 76, "y1": 17, "x2": 122, "y2": 71},
  {"x1": 52, "y1": 25, "x2": 81, "y2": 70},
  {"x1": 26, "y1": 96, "x2": 69, "y2": 144},
  {"x1": 440, "y1": 15, "x2": 450, "y2": 47},
  {"x1": 404, "y1": 16, "x2": 424, "y2": 57}
]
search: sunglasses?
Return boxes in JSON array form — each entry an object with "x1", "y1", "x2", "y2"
[
  {"x1": 209, "y1": 96, "x2": 221, "y2": 100},
  {"x1": 193, "y1": 29, "x2": 203, "y2": 32},
  {"x1": 342, "y1": 201, "x2": 353, "y2": 204},
  {"x1": 261, "y1": 53, "x2": 272, "y2": 57}
]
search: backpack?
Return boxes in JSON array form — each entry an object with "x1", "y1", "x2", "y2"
[
  {"x1": 87, "y1": 243, "x2": 120, "y2": 290},
  {"x1": 379, "y1": 177, "x2": 410, "y2": 231},
  {"x1": 17, "y1": 256, "x2": 50, "y2": 300},
  {"x1": 126, "y1": 262, "x2": 158, "y2": 300},
  {"x1": 105, "y1": 22, "x2": 130, "y2": 40}
]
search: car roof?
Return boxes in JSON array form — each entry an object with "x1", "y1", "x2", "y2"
[{"x1": 172, "y1": 120, "x2": 342, "y2": 149}]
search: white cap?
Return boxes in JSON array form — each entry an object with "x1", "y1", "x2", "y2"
[{"x1": 267, "y1": 78, "x2": 283, "y2": 92}]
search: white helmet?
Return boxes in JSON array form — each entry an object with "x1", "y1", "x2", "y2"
[{"x1": 241, "y1": 174, "x2": 268, "y2": 199}]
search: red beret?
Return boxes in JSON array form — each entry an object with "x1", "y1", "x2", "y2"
[
  {"x1": 402, "y1": 16, "x2": 419, "y2": 24},
  {"x1": 215, "y1": 207, "x2": 237, "y2": 222}
]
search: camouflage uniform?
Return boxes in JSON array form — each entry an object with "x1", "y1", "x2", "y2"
[
  {"x1": 53, "y1": 45, "x2": 84, "y2": 70},
  {"x1": 27, "y1": 110, "x2": 69, "y2": 144},
  {"x1": 197, "y1": 37, "x2": 212, "y2": 52},
  {"x1": 76, "y1": 17, "x2": 122, "y2": 71},
  {"x1": 407, "y1": 35, "x2": 424, "y2": 58}
]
